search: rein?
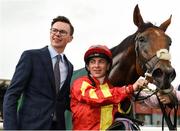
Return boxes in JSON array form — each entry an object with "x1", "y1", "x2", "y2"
[{"x1": 157, "y1": 94, "x2": 178, "y2": 131}]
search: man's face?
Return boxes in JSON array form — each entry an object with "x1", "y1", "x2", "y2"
[
  {"x1": 50, "y1": 21, "x2": 73, "y2": 52},
  {"x1": 87, "y1": 57, "x2": 110, "y2": 79}
]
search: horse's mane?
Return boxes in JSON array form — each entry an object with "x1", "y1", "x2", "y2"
[
  {"x1": 137, "y1": 22, "x2": 158, "y2": 32},
  {"x1": 110, "y1": 22, "x2": 157, "y2": 56},
  {"x1": 111, "y1": 34, "x2": 135, "y2": 56}
]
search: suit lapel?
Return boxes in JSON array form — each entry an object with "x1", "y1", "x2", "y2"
[{"x1": 39, "y1": 46, "x2": 56, "y2": 94}]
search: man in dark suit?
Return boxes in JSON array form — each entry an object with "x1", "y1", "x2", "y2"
[{"x1": 3, "y1": 16, "x2": 74, "y2": 130}]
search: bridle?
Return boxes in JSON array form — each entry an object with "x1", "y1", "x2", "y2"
[{"x1": 134, "y1": 33, "x2": 178, "y2": 130}]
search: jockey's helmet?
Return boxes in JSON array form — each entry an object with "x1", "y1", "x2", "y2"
[{"x1": 84, "y1": 45, "x2": 112, "y2": 65}]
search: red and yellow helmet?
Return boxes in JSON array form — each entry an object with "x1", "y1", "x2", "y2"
[{"x1": 84, "y1": 45, "x2": 112, "y2": 64}]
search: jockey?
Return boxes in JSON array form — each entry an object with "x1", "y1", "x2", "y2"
[{"x1": 70, "y1": 44, "x2": 148, "y2": 130}]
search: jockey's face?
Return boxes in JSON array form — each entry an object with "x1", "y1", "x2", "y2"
[{"x1": 87, "y1": 57, "x2": 110, "y2": 79}]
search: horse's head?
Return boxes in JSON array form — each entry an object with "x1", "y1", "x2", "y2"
[{"x1": 133, "y1": 5, "x2": 176, "y2": 91}]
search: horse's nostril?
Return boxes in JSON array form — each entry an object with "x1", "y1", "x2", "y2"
[
  {"x1": 152, "y1": 68, "x2": 163, "y2": 78},
  {"x1": 152, "y1": 68, "x2": 176, "y2": 82}
]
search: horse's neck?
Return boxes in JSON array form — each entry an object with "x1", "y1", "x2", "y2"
[
  {"x1": 109, "y1": 43, "x2": 139, "y2": 86},
  {"x1": 119, "y1": 49, "x2": 138, "y2": 81}
]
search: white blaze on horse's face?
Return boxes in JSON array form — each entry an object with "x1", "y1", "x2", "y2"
[{"x1": 154, "y1": 30, "x2": 161, "y2": 37}]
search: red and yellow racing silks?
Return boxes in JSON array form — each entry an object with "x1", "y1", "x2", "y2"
[{"x1": 70, "y1": 76, "x2": 133, "y2": 130}]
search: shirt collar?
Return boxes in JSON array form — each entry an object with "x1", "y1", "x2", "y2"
[{"x1": 48, "y1": 45, "x2": 65, "y2": 62}]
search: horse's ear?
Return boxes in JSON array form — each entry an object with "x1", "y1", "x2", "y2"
[
  {"x1": 159, "y1": 15, "x2": 172, "y2": 32},
  {"x1": 133, "y1": 4, "x2": 144, "y2": 28}
]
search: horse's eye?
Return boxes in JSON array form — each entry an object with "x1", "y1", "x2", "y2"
[{"x1": 138, "y1": 36, "x2": 146, "y2": 43}]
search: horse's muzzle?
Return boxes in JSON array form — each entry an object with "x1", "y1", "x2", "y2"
[{"x1": 151, "y1": 67, "x2": 176, "y2": 90}]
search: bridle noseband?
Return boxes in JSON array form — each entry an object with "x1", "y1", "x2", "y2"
[{"x1": 145, "y1": 49, "x2": 171, "y2": 75}]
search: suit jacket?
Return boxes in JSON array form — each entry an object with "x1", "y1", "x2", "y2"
[{"x1": 3, "y1": 46, "x2": 73, "y2": 130}]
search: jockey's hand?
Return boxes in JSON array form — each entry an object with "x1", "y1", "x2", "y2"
[
  {"x1": 133, "y1": 77, "x2": 148, "y2": 91},
  {"x1": 157, "y1": 92, "x2": 171, "y2": 104}
]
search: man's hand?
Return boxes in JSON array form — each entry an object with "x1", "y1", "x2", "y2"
[{"x1": 157, "y1": 92, "x2": 171, "y2": 104}]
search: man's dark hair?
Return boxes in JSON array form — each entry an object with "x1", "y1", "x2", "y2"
[{"x1": 51, "y1": 16, "x2": 74, "y2": 36}]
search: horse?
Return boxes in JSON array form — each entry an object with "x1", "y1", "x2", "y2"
[
  {"x1": 109, "y1": 5, "x2": 178, "y2": 130},
  {"x1": 109, "y1": 5, "x2": 175, "y2": 90},
  {"x1": 71, "y1": 4, "x2": 177, "y2": 130}
]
